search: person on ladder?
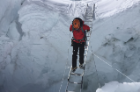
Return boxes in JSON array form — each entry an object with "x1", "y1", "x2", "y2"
[{"x1": 69, "y1": 17, "x2": 90, "y2": 72}]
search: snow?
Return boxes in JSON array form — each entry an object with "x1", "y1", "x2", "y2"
[
  {"x1": 0, "y1": 0, "x2": 140, "y2": 92},
  {"x1": 96, "y1": 81, "x2": 140, "y2": 92},
  {"x1": 96, "y1": 0, "x2": 140, "y2": 18}
]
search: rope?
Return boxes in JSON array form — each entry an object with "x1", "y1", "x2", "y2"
[
  {"x1": 92, "y1": 52, "x2": 101, "y2": 88},
  {"x1": 94, "y1": 53, "x2": 135, "y2": 82}
]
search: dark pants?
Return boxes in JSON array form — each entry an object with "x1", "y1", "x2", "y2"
[{"x1": 72, "y1": 41, "x2": 85, "y2": 68}]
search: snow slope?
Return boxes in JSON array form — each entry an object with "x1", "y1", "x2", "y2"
[{"x1": 0, "y1": 0, "x2": 140, "y2": 92}]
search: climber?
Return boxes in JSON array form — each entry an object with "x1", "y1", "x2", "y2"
[{"x1": 69, "y1": 17, "x2": 90, "y2": 72}]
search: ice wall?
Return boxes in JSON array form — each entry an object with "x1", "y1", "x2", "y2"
[
  {"x1": 0, "y1": 1, "x2": 73, "y2": 92},
  {"x1": 82, "y1": 2, "x2": 140, "y2": 92},
  {"x1": 0, "y1": 0, "x2": 24, "y2": 92},
  {"x1": 0, "y1": 0, "x2": 140, "y2": 92},
  {"x1": 0, "y1": 0, "x2": 24, "y2": 36}
]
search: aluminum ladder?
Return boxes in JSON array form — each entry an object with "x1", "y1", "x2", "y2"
[{"x1": 65, "y1": 3, "x2": 95, "y2": 92}]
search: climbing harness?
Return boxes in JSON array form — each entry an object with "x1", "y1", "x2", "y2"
[{"x1": 71, "y1": 26, "x2": 87, "y2": 45}]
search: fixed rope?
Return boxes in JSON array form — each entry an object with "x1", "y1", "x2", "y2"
[
  {"x1": 91, "y1": 52, "x2": 101, "y2": 88},
  {"x1": 94, "y1": 53, "x2": 135, "y2": 82}
]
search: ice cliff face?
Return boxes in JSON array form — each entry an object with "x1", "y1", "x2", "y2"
[
  {"x1": 0, "y1": 0, "x2": 24, "y2": 37},
  {"x1": 84, "y1": 3, "x2": 140, "y2": 91},
  {"x1": 0, "y1": 1, "x2": 72, "y2": 92},
  {"x1": 92, "y1": 4, "x2": 140, "y2": 82}
]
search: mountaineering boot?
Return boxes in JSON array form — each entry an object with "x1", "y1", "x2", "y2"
[
  {"x1": 79, "y1": 64, "x2": 85, "y2": 69},
  {"x1": 71, "y1": 67, "x2": 77, "y2": 72}
]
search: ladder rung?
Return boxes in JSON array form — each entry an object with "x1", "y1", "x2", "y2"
[
  {"x1": 85, "y1": 48, "x2": 88, "y2": 49},
  {"x1": 84, "y1": 21, "x2": 92, "y2": 22},
  {"x1": 85, "y1": 15, "x2": 93, "y2": 19},
  {"x1": 85, "y1": 49, "x2": 88, "y2": 50},
  {"x1": 68, "y1": 80, "x2": 82, "y2": 84},
  {"x1": 87, "y1": 13, "x2": 93, "y2": 14},
  {"x1": 86, "y1": 16, "x2": 93, "y2": 17},
  {"x1": 86, "y1": 13, "x2": 93, "y2": 17},
  {"x1": 70, "y1": 72, "x2": 84, "y2": 76},
  {"x1": 77, "y1": 54, "x2": 87, "y2": 56},
  {"x1": 66, "y1": 90, "x2": 75, "y2": 92},
  {"x1": 85, "y1": 17, "x2": 93, "y2": 18},
  {"x1": 86, "y1": 13, "x2": 93, "y2": 15}
]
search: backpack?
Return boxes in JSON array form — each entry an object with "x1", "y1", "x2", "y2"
[
  {"x1": 71, "y1": 17, "x2": 87, "y2": 46},
  {"x1": 71, "y1": 26, "x2": 87, "y2": 46}
]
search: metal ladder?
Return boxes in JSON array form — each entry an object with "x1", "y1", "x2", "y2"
[{"x1": 65, "y1": 3, "x2": 95, "y2": 92}]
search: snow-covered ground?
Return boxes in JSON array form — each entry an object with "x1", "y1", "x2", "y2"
[{"x1": 0, "y1": 0, "x2": 140, "y2": 92}]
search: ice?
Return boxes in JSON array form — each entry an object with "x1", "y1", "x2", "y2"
[
  {"x1": 113, "y1": 28, "x2": 137, "y2": 42},
  {"x1": 0, "y1": 0, "x2": 140, "y2": 92}
]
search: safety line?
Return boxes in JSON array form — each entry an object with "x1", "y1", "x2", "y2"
[
  {"x1": 92, "y1": 53, "x2": 101, "y2": 88},
  {"x1": 94, "y1": 53, "x2": 135, "y2": 82}
]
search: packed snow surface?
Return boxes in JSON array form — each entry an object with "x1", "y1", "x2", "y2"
[{"x1": 0, "y1": 0, "x2": 140, "y2": 92}]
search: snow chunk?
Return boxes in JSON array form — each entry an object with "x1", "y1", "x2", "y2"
[{"x1": 96, "y1": 81, "x2": 140, "y2": 92}]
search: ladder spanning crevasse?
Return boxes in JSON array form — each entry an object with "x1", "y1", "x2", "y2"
[{"x1": 65, "y1": 3, "x2": 95, "y2": 92}]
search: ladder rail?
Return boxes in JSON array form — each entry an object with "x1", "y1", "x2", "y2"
[
  {"x1": 79, "y1": 3, "x2": 94, "y2": 92},
  {"x1": 66, "y1": 67, "x2": 72, "y2": 92}
]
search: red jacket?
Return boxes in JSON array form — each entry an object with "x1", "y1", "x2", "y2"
[{"x1": 69, "y1": 21, "x2": 90, "y2": 43}]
